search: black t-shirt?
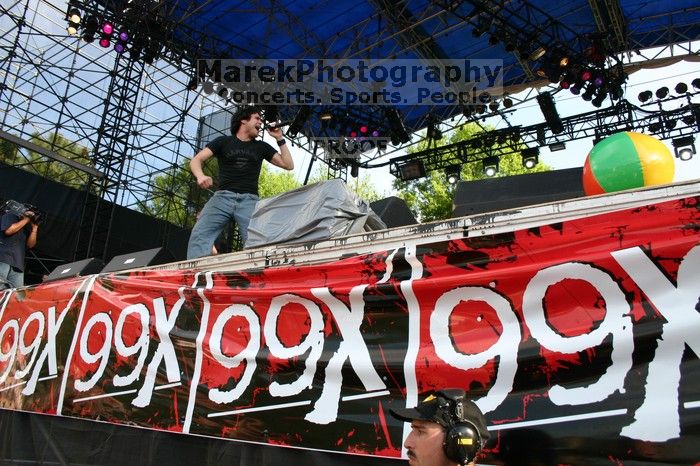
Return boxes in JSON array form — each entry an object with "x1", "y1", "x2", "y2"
[
  {"x1": 206, "y1": 136, "x2": 277, "y2": 195},
  {"x1": 0, "y1": 212, "x2": 30, "y2": 271}
]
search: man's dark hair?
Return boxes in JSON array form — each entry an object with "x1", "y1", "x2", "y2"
[{"x1": 230, "y1": 106, "x2": 262, "y2": 135}]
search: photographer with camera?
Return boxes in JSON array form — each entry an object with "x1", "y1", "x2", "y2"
[{"x1": 0, "y1": 202, "x2": 39, "y2": 289}]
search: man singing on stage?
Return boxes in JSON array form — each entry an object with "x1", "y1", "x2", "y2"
[{"x1": 186, "y1": 106, "x2": 294, "y2": 259}]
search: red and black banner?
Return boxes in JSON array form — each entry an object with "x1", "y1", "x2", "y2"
[{"x1": 1, "y1": 196, "x2": 699, "y2": 464}]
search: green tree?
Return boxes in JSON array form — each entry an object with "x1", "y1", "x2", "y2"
[
  {"x1": 393, "y1": 123, "x2": 550, "y2": 221},
  {"x1": 1, "y1": 132, "x2": 95, "y2": 190},
  {"x1": 0, "y1": 139, "x2": 19, "y2": 165},
  {"x1": 26, "y1": 132, "x2": 94, "y2": 189}
]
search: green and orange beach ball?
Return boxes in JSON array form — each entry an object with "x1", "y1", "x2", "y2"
[{"x1": 582, "y1": 132, "x2": 675, "y2": 195}]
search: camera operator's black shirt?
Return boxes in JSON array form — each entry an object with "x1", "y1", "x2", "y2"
[
  {"x1": 0, "y1": 212, "x2": 31, "y2": 271},
  {"x1": 206, "y1": 136, "x2": 276, "y2": 195}
]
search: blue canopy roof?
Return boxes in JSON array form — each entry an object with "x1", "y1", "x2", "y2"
[{"x1": 130, "y1": 0, "x2": 700, "y2": 140}]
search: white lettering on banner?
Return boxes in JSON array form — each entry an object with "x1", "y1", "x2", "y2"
[
  {"x1": 612, "y1": 245, "x2": 700, "y2": 441},
  {"x1": 132, "y1": 297, "x2": 182, "y2": 407},
  {"x1": 264, "y1": 294, "x2": 324, "y2": 397},
  {"x1": 209, "y1": 304, "x2": 260, "y2": 404},
  {"x1": 13, "y1": 311, "x2": 45, "y2": 380},
  {"x1": 430, "y1": 287, "x2": 520, "y2": 413},
  {"x1": 23, "y1": 306, "x2": 68, "y2": 395},
  {"x1": 70, "y1": 297, "x2": 182, "y2": 404},
  {"x1": 307, "y1": 285, "x2": 386, "y2": 424},
  {"x1": 74, "y1": 312, "x2": 113, "y2": 392},
  {"x1": 523, "y1": 263, "x2": 633, "y2": 405},
  {"x1": 113, "y1": 304, "x2": 150, "y2": 387},
  {"x1": 0, "y1": 319, "x2": 19, "y2": 384}
]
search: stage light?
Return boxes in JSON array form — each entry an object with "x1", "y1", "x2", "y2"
[
  {"x1": 594, "y1": 75, "x2": 605, "y2": 87},
  {"x1": 445, "y1": 165, "x2": 461, "y2": 184},
  {"x1": 68, "y1": 8, "x2": 81, "y2": 24},
  {"x1": 503, "y1": 97, "x2": 513, "y2": 108},
  {"x1": 319, "y1": 111, "x2": 332, "y2": 121},
  {"x1": 672, "y1": 136, "x2": 695, "y2": 161},
  {"x1": 427, "y1": 116, "x2": 442, "y2": 140},
  {"x1": 560, "y1": 79, "x2": 570, "y2": 89},
  {"x1": 371, "y1": 130, "x2": 380, "y2": 137},
  {"x1": 101, "y1": 22, "x2": 114, "y2": 35},
  {"x1": 692, "y1": 78, "x2": 700, "y2": 90},
  {"x1": 581, "y1": 69, "x2": 592, "y2": 81},
  {"x1": 397, "y1": 160, "x2": 426, "y2": 181},
  {"x1": 67, "y1": 22, "x2": 79, "y2": 35},
  {"x1": 82, "y1": 15, "x2": 98, "y2": 43},
  {"x1": 529, "y1": 46, "x2": 546, "y2": 61},
  {"x1": 350, "y1": 163, "x2": 359, "y2": 178},
  {"x1": 360, "y1": 125, "x2": 368, "y2": 134},
  {"x1": 655, "y1": 87, "x2": 669, "y2": 99},
  {"x1": 521, "y1": 147, "x2": 539, "y2": 169},
  {"x1": 536, "y1": 91, "x2": 564, "y2": 134},
  {"x1": 114, "y1": 42, "x2": 126, "y2": 54},
  {"x1": 488, "y1": 101, "x2": 499, "y2": 112},
  {"x1": 570, "y1": 85, "x2": 581, "y2": 95},
  {"x1": 549, "y1": 141, "x2": 566, "y2": 152},
  {"x1": 638, "y1": 90, "x2": 653, "y2": 102},
  {"x1": 559, "y1": 55, "x2": 569, "y2": 67},
  {"x1": 682, "y1": 114, "x2": 695, "y2": 125},
  {"x1": 99, "y1": 36, "x2": 111, "y2": 48},
  {"x1": 648, "y1": 121, "x2": 662, "y2": 132},
  {"x1": 482, "y1": 156, "x2": 499, "y2": 177},
  {"x1": 675, "y1": 82, "x2": 688, "y2": 94},
  {"x1": 582, "y1": 86, "x2": 595, "y2": 101},
  {"x1": 386, "y1": 108, "x2": 411, "y2": 145},
  {"x1": 592, "y1": 91, "x2": 606, "y2": 108},
  {"x1": 118, "y1": 31, "x2": 129, "y2": 43}
]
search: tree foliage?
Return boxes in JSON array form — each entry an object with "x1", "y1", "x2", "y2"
[
  {"x1": 393, "y1": 123, "x2": 550, "y2": 221},
  {"x1": 0, "y1": 132, "x2": 94, "y2": 190}
]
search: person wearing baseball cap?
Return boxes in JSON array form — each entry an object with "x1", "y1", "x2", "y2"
[{"x1": 390, "y1": 388, "x2": 490, "y2": 466}]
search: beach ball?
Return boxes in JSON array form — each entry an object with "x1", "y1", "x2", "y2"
[{"x1": 582, "y1": 132, "x2": 674, "y2": 195}]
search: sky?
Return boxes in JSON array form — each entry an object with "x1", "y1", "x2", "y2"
[{"x1": 267, "y1": 49, "x2": 700, "y2": 197}]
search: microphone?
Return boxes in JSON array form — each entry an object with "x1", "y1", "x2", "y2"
[{"x1": 267, "y1": 119, "x2": 294, "y2": 128}]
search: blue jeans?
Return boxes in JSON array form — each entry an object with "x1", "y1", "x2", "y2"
[
  {"x1": 0, "y1": 261, "x2": 23, "y2": 289},
  {"x1": 187, "y1": 191, "x2": 259, "y2": 259}
]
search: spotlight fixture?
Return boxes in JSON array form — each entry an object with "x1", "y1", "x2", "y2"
[
  {"x1": 101, "y1": 22, "x2": 114, "y2": 35},
  {"x1": 536, "y1": 91, "x2": 564, "y2": 134},
  {"x1": 482, "y1": 156, "x2": 499, "y2": 177},
  {"x1": 655, "y1": 87, "x2": 669, "y2": 99},
  {"x1": 445, "y1": 165, "x2": 461, "y2": 185},
  {"x1": 67, "y1": 8, "x2": 81, "y2": 24},
  {"x1": 386, "y1": 108, "x2": 411, "y2": 145},
  {"x1": 675, "y1": 82, "x2": 688, "y2": 94},
  {"x1": 692, "y1": 78, "x2": 700, "y2": 90},
  {"x1": 529, "y1": 46, "x2": 546, "y2": 61},
  {"x1": 548, "y1": 141, "x2": 566, "y2": 152},
  {"x1": 82, "y1": 15, "x2": 99, "y2": 43},
  {"x1": 638, "y1": 90, "x2": 653, "y2": 102},
  {"x1": 397, "y1": 160, "x2": 426, "y2": 181},
  {"x1": 672, "y1": 136, "x2": 696, "y2": 161},
  {"x1": 521, "y1": 147, "x2": 539, "y2": 169},
  {"x1": 503, "y1": 97, "x2": 513, "y2": 108}
]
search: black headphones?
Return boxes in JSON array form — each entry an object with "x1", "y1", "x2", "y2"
[{"x1": 435, "y1": 389, "x2": 483, "y2": 465}]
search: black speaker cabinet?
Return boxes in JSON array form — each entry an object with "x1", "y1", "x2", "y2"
[
  {"x1": 46, "y1": 258, "x2": 105, "y2": 282},
  {"x1": 101, "y1": 247, "x2": 169, "y2": 273},
  {"x1": 370, "y1": 196, "x2": 417, "y2": 228},
  {"x1": 452, "y1": 167, "x2": 584, "y2": 218}
]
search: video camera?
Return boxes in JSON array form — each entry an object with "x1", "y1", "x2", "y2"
[{"x1": 1, "y1": 199, "x2": 44, "y2": 224}]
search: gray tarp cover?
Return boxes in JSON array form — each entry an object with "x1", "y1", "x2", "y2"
[{"x1": 245, "y1": 179, "x2": 387, "y2": 248}]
